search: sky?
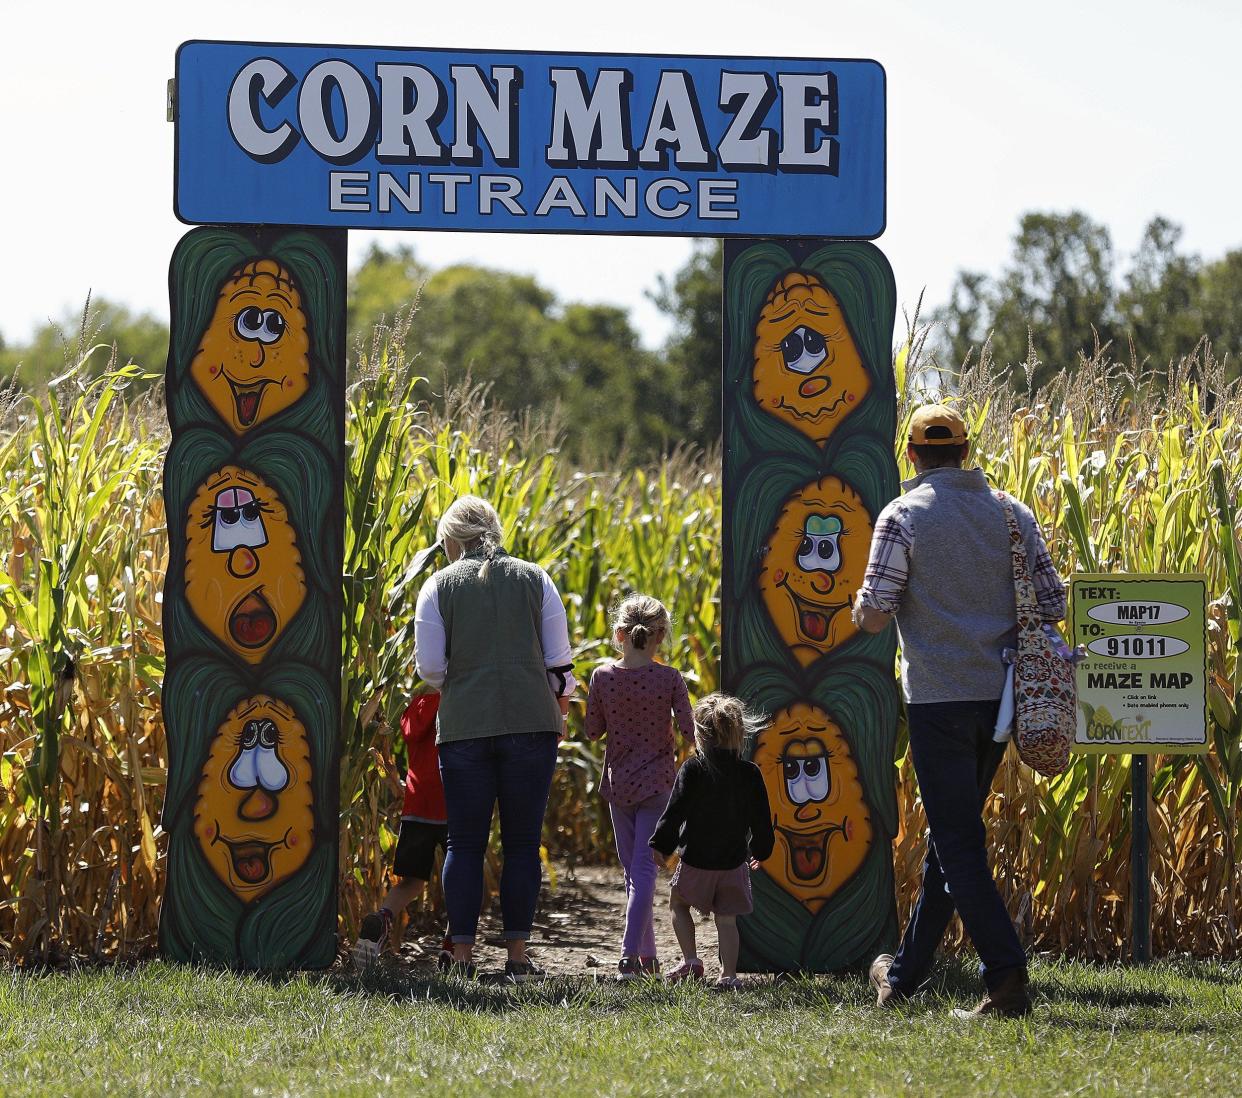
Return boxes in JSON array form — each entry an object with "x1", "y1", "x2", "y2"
[{"x1": 4, "y1": 0, "x2": 1242, "y2": 350}]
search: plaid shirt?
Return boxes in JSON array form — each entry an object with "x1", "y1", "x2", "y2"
[{"x1": 858, "y1": 497, "x2": 1066, "y2": 621}]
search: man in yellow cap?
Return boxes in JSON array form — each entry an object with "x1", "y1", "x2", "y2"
[{"x1": 853, "y1": 403, "x2": 1065, "y2": 1018}]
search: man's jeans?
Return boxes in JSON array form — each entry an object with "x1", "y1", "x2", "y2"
[
  {"x1": 887, "y1": 700, "x2": 1027, "y2": 993},
  {"x1": 438, "y1": 731, "x2": 558, "y2": 944}
]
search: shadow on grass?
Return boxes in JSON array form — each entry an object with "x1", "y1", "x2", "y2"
[
  {"x1": 315, "y1": 964, "x2": 872, "y2": 1014},
  {"x1": 1154, "y1": 958, "x2": 1242, "y2": 987},
  {"x1": 1041, "y1": 1013, "x2": 1238, "y2": 1035},
  {"x1": 31, "y1": 953, "x2": 1234, "y2": 1028},
  {"x1": 283, "y1": 962, "x2": 1205, "y2": 1019},
  {"x1": 1040, "y1": 984, "x2": 1176, "y2": 1009}
]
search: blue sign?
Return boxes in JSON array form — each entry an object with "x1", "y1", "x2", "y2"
[{"x1": 175, "y1": 41, "x2": 886, "y2": 238}]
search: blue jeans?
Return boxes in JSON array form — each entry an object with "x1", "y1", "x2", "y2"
[
  {"x1": 887, "y1": 700, "x2": 1026, "y2": 994},
  {"x1": 438, "y1": 731, "x2": 558, "y2": 944}
]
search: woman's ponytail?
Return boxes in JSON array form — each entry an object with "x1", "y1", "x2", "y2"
[
  {"x1": 437, "y1": 496, "x2": 503, "y2": 580},
  {"x1": 478, "y1": 544, "x2": 499, "y2": 582}
]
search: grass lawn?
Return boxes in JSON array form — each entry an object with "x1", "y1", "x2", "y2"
[{"x1": 1, "y1": 958, "x2": 1238, "y2": 1096}]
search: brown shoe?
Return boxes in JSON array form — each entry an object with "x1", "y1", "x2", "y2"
[
  {"x1": 869, "y1": 954, "x2": 907, "y2": 1008},
  {"x1": 951, "y1": 968, "x2": 1032, "y2": 1019}
]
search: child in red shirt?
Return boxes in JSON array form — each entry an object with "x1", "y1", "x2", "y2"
[{"x1": 352, "y1": 693, "x2": 451, "y2": 969}]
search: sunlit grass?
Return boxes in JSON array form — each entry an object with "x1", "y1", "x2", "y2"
[{"x1": 0, "y1": 959, "x2": 1237, "y2": 1096}]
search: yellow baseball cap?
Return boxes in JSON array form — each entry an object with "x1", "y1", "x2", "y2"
[{"x1": 908, "y1": 404, "x2": 967, "y2": 446}]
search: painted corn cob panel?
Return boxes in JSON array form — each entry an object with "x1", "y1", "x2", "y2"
[
  {"x1": 160, "y1": 227, "x2": 346, "y2": 969},
  {"x1": 722, "y1": 239, "x2": 900, "y2": 973}
]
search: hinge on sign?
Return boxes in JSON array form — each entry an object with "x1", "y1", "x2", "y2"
[{"x1": 166, "y1": 79, "x2": 176, "y2": 123}]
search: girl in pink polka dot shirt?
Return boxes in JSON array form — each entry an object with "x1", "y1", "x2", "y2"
[{"x1": 585, "y1": 594, "x2": 694, "y2": 980}]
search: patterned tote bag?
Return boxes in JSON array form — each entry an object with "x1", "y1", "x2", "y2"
[{"x1": 997, "y1": 492, "x2": 1075, "y2": 777}]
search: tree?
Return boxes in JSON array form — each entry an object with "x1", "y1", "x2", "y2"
[
  {"x1": 932, "y1": 209, "x2": 1242, "y2": 390},
  {"x1": 415, "y1": 264, "x2": 562, "y2": 412},
  {"x1": 347, "y1": 243, "x2": 429, "y2": 342},
  {"x1": 1197, "y1": 249, "x2": 1242, "y2": 376},
  {"x1": 347, "y1": 245, "x2": 561, "y2": 408},
  {"x1": 548, "y1": 302, "x2": 668, "y2": 458},
  {"x1": 345, "y1": 244, "x2": 672, "y2": 459},
  {"x1": 0, "y1": 299, "x2": 168, "y2": 390},
  {"x1": 648, "y1": 241, "x2": 722, "y2": 448},
  {"x1": 936, "y1": 270, "x2": 992, "y2": 375},
  {"x1": 990, "y1": 211, "x2": 1116, "y2": 387},
  {"x1": 1117, "y1": 217, "x2": 1204, "y2": 370}
]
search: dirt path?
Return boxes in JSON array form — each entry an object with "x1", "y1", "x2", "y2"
[{"x1": 393, "y1": 862, "x2": 727, "y2": 980}]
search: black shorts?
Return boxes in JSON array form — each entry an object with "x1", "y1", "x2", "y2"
[{"x1": 393, "y1": 819, "x2": 448, "y2": 881}]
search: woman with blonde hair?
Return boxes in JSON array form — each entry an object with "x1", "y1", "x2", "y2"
[{"x1": 413, "y1": 495, "x2": 575, "y2": 981}]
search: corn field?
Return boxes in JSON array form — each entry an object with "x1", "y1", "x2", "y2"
[{"x1": 0, "y1": 314, "x2": 1239, "y2": 963}]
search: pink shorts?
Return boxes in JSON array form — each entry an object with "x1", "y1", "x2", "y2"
[{"x1": 670, "y1": 861, "x2": 753, "y2": 916}]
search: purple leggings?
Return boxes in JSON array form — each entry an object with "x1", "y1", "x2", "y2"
[{"x1": 610, "y1": 791, "x2": 670, "y2": 958}]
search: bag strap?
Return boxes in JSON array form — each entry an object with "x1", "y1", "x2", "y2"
[{"x1": 995, "y1": 491, "x2": 1043, "y2": 639}]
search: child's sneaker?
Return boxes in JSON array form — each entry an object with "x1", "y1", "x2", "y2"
[
  {"x1": 713, "y1": 975, "x2": 744, "y2": 991},
  {"x1": 616, "y1": 956, "x2": 642, "y2": 981},
  {"x1": 665, "y1": 958, "x2": 705, "y2": 983},
  {"x1": 504, "y1": 958, "x2": 547, "y2": 984},
  {"x1": 352, "y1": 908, "x2": 394, "y2": 971},
  {"x1": 436, "y1": 936, "x2": 454, "y2": 972},
  {"x1": 637, "y1": 956, "x2": 661, "y2": 976}
]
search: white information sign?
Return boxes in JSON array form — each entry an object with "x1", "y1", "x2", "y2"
[{"x1": 1071, "y1": 574, "x2": 1208, "y2": 754}]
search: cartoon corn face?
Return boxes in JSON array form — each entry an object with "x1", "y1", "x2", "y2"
[
  {"x1": 751, "y1": 271, "x2": 870, "y2": 444},
  {"x1": 752, "y1": 703, "x2": 872, "y2": 912},
  {"x1": 193, "y1": 695, "x2": 314, "y2": 900},
  {"x1": 758, "y1": 475, "x2": 873, "y2": 666},
  {"x1": 189, "y1": 258, "x2": 311, "y2": 433},
  {"x1": 184, "y1": 466, "x2": 306, "y2": 664}
]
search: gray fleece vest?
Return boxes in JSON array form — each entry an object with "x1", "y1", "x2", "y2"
[
  {"x1": 434, "y1": 550, "x2": 562, "y2": 743},
  {"x1": 891, "y1": 467, "x2": 1047, "y2": 704}
]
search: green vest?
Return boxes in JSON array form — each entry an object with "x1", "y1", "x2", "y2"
[{"x1": 433, "y1": 549, "x2": 563, "y2": 743}]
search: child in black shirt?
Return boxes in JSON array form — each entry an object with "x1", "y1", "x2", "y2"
[{"x1": 650, "y1": 693, "x2": 774, "y2": 988}]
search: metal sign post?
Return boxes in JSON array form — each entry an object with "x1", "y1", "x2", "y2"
[{"x1": 1130, "y1": 753, "x2": 1151, "y2": 963}]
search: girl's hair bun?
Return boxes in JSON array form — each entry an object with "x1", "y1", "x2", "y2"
[{"x1": 611, "y1": 594, "x2": 671, "y2": 652}]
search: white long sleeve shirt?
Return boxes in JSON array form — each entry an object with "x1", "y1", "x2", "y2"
[{"x1": 413, "y1": 565, "x2": 578, "y2": 696}]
